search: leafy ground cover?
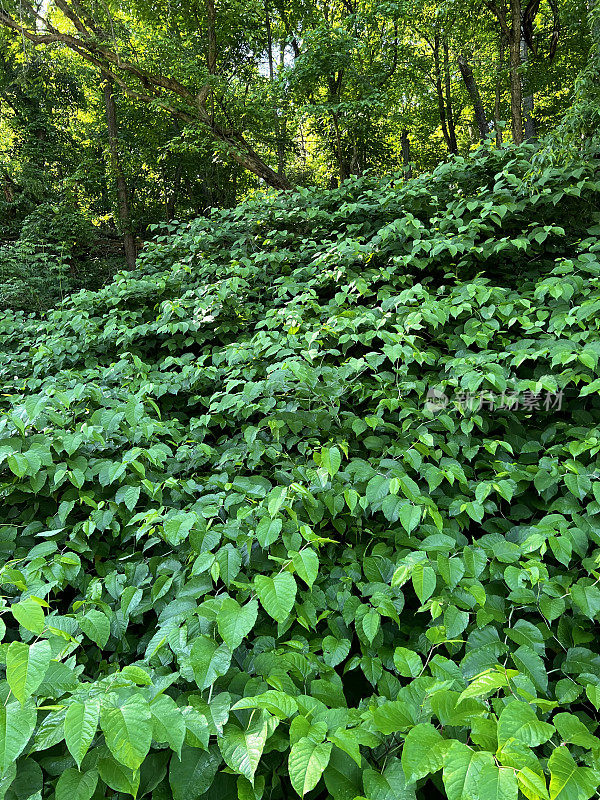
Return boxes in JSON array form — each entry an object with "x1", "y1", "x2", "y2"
[{"x1": 1, "y1": 145, "x2": 600, "y2": 800}]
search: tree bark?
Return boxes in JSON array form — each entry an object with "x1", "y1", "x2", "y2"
[
  {"x1": 433, "y1": 35, "x2": 457, "y2": 154},
  {"x1": 2, "y1": 172, "x2": 15, "y2": 203},
  {"x1": 276, "y1": 43, "x2": 286, "y2": 177},
  {"x1": 520, "y1": 35, "x2": 536, "y2": 140},
  {"x1": 265, "y1": 1, "x2": 274, "y2": 81},
  {"x1": 485, "y1": 0, "x2": 524, "y2": 144},
  {"x1": 401, "y1": 129, "x2": 412, "y2": 177},
  {"x1": 198, "y1": 0, "x2": 217, "y2": 122},
  {"x1": 331, "y1": 110, "x2": 349, "y2": 181},
  {"x1": 494, "y1": 37, "x2": 505, "y2": 145},
  {"x1": 442, "y1": 38, "x2": 458, "y2": 154},
  {"x1": 509, "y1": 0, "x2": 524, "y2": 143},
  {"x1": 457, "y1": 52, "x2": 489, "y2": 140},
  {"x1": 103, "y1": 77, "x2": 136, "y2": 270},
  {"x1": 266, "y1": 2, "x2": 286, "y2": 178}
]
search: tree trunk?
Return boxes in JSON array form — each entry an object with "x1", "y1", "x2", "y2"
[
  {"x1": 165, "y1": 161, "x2": 182, "y2": 221},
  {"x1": 443, "y1": 38, "x2": 458, "y2": 154},
  {"x1": 509, "y1": 0, "x2": 524, "y2": 144},
  {"x1": 205, "y1": 0, "x2": 217, "y2": 122},
  {"x1": 265, "y1": 1, "x2": 274, "y2": 80},
  {"x1": 401, "y1": 129, "x2": 412, "y2": 177},
  {"x1": 266, "y1": 3, "x2": 286, "y2": 179},
  {"x1": 486, "y1": 0, "x2": 523, "y2": 144},
  {"x1": 2, "y1": 172, "x2": 15, "y2": 203},
  {"x1": 276, "y1": 44, "x2": 286, "y2": 176},
  {"x1": 494, "y1": 38, "x2": 504, "y2": 146},
  {"x1": 457, "y1": 52, "x2": 489, "y2": 140},
  {"x1": 331, "y1": 111, "x2": 349, "y2": 181},
  {"x1": 520, "y1": 35, "x2": 536, "y2": 140},
  {"x1": 103, "y1": 77, "x2": 136, "y2": 270},
  {"x1": 433, "y1": 35, "x2": 457, "y2": 154}
]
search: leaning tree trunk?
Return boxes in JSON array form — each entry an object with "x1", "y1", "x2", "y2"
[
  {"x1": 458, "y1": 52, "x2": 489, "y2": 140},
  {"x1": 103, "y1": 77, "x2": 136, "y2": 270}
]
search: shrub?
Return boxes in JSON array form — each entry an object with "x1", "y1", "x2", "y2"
[
  {"x1": 1, "y1": 145, "x2": 600, "y2": 800},
  {"x1": 0, "y1": 201, "x2": 99, "y2": 311}
]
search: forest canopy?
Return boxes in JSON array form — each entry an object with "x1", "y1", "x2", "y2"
[{"x1": 0, "y1": 0, "x2": 598, "y2": 303}]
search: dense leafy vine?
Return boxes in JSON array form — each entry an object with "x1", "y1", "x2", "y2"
[{"x1": 1, "y1": 145, "x2": 600, "y2": 800}]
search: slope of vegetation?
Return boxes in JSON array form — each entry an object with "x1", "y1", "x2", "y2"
[{"x1": 2, "y1": 146, "x2": 600, "y2": 800}]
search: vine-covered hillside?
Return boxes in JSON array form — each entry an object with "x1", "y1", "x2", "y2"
[{"x1": 2, "y1": 147, "x2": 600, "y2": 800}]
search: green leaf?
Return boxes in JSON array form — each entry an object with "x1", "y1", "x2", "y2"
[
  {"x1": 518, "y1": 768, "x2": 550, "y2": 800},
  {"x1": 79, "y1": 609, "x2": 110, "y2": 649},
  {"x1": 362, "y1": 610, "x2": 381, "y2": 644},
  {"x1": 219, "y1": 716, "x2": 269, "y2": 783},
  {"x1": 6, "y1": 640, "x2": 51, "y2": 703},
  {"x1": 399, "y1": 504, "x2": 421, "y2": 534},
  {"x1": 329, "y1": 728, "x2": 362, "y2": 768},
  {"x1": 100, "y1": 694, "x2": 152, "y2": 770},
  {"x1": 512, "y1": 645, "x2": 549, "y2": 694},
  {"x1": 363, "y1": 758, "x2": 416, "y2": 800},
  {"x1": 267, "y1": 486, "x2": 287, "y2": 517},
  {"x1": 329, "y1": 446, "x2": 342, "y2": 476},
  {"x1": 169, "y1": 746, "x2": 222, "y2": 800},
  {"x1": 190, "y1": 635, "x2": 232, "y2": 690},
  {"x1": 254, "y1": 572, "x2": 297, "y2": 623},
  {"x1": 393, "y1": 647, "x2": 422, "y2": 678},
  {"x1": 97, "y1": 757, "x2": 140, "y2": 797},
  {"x1": 232, "y1": 691, "x2": 298, "y2": 719},
  {"x1": 323, "y1": 446, "x2": 342, "y2": 477},
  {"x1": 442, "y1": 741, "x2": 494, "y2": 800},
  {"x1": 366, "y1": 475, "x2": 389, "y2": 506},
  {"x1": 163, "y1": 511, "x2": 196, "y2": 545},
  {"x1": 323, "y1": 748, "x2": 363, "y2": 800},
  {"x1": 548, "y1": 746, "x2": 600, "y2": 800},
  {"x1": 553, "y1": 713, "x2": 600, "y2": 750},
  {"x1": 292, "y1": 549, "x2": 319, "y2": 588},
  {"x1": 115, "y1": 484, "x2": 140, "y2": 511},
  {"x1": 55, "y1": 768, "x2": 99, "y2": 800},
  {"x1": 372, "y1": 701, "x2": 415, "y2": 735},
  {"x1": 323, "y1": 636, "x2": 351, "y2": 668},
  {"x1": 411, "y1": 564, "x2": 436, "y2": 603},
  {"x1": 7, "y1": 453, "x2": 28, "y2": 478},
  {"x1": 571, "y1": 584, "x2": 600, "y2": 619},
  {"x1": 217, "y1": 597, "x2": 258, "y2": 650},
  {"x1": 11, "y1": 598, "x2": 45, "y2": 635},
  {"x1": 497, "y1": 701, "x2": 555, "y2": 748},
  {"x1": 478, "y1": 762, "x2": 519, "y2": 800},
  {"x1": 65, "y1": 700, "x2": 100, "y2": 768},
  {"x1": 0, "y1": 700, "x2": 36, "y2": 777},
  {"x1": 150, "y1": 694, "x2": 186, "y2": 757},
  {"x1": 401, "y1": 723, "x2": 445, "y2": 784},
  {"x1": 289, "y1": 738, "x2": 332, "y2": 797},
  {"x1": 256, "y1": 517, "x2": 282, "y2": 548}
]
